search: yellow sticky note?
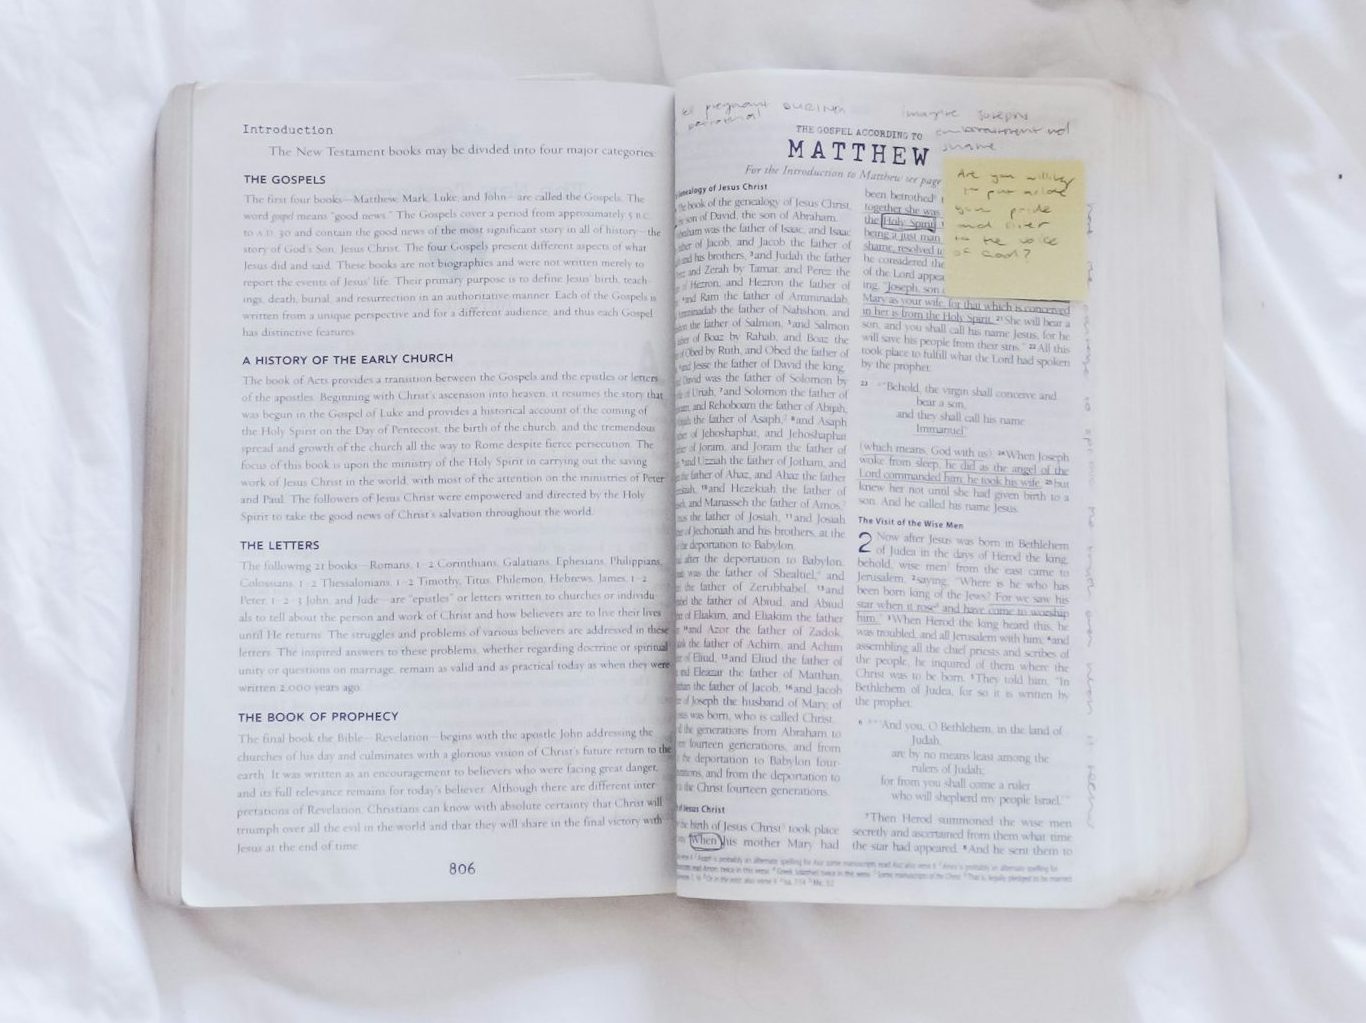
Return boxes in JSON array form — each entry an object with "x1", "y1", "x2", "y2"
[{"x1": 942, "y1": 158, "x2": 1087, "y2": 301}]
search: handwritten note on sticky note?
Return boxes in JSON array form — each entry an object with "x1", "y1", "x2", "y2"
[{"x1": 942, "y1": 158, "x2": 1087, "y2": 301}]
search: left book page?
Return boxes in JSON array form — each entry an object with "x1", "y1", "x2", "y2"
[{"x1": 136, "y1": 81, "x2": 676, "y2": 906}]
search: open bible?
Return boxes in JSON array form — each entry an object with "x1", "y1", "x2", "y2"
[{"x1": 136, "y1": 71, "x2": 1245, "y2": 908}]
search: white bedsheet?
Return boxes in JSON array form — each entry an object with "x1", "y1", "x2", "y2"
[{"x1": 3, "y1": 1, "x2": 1364, "y2": 1019}]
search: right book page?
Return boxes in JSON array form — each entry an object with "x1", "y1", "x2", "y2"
[{"x1": 670, "y1": 69, "x2": 1244, "y2": 907}]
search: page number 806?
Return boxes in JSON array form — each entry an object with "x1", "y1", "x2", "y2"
[{"x1": 448, "y1": 861, "x2": 477, "y2": 875}]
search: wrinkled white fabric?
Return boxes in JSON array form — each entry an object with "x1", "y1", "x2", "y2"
[{"x1": 2, "y1": 1, "x2": 1362, "y2": 1019}]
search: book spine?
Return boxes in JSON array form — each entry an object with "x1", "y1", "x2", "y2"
[{"x1": 133, "y1": 83, "x2": 197, "y2": 905}]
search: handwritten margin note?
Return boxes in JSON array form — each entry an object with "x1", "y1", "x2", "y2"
[{"x1": 942, "y1": 157, "x2": 1087, "y2": 302}]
